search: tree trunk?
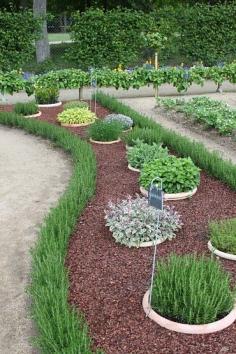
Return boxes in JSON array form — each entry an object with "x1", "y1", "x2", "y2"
[{"x1": 33, "y1": 0, "x2": 50, "y2": 63}]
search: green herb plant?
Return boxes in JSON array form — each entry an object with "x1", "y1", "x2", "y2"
[
  {"x1": 35, "y1": 87, "x2": 59, "y2": 104},
  {"x1": 63, "y1": 101, "x2": 89, "y2": 110},
  {"x1": 14, "y1": 101, "x2": 39, "y2": 116},
  {"x1": 58, "y1": 107, "x2": 96, "y2": 125},
  {"x1": 209, "y1": 218, "x2": 236, "y2": 254},
  {"x1": 152, "y1": 254, "x2": 235, "y2": 324},
  {"x1": 88, "y1": 120, "x2": 122, "y2": 142}
]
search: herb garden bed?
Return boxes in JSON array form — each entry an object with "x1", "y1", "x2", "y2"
[{"x1": 1, "y1": 100, "x2": 236, "y2": 353}]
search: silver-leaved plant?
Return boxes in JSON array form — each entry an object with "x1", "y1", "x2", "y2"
[{"x1": 105, "y1": 195, "x2": 183, "y2": 247}]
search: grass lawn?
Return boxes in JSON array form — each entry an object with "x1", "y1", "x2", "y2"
[{"x1": 48, "y1": 33, "x2": 71, "y2": 42}]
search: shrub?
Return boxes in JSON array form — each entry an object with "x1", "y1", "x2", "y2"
[
  {"x1": 105, "y1": 195, "x2": 182, "y2": 247},
  {"x1": 139, "y1": 156, "x2": 200, "y2": 193},
  {"x1": 66, "y1": 8, "x2": 155, "y2": 69},
  {"x1": 104, "y1": 114, "x2": 133, "y2": 131},
  {"x1": 14, "y1": 102, "x2": 38, "y2": 116},
  {"x1": 209, "y1": 218, "x2": 236, "y2": 255},
  {"x1": 0, "y1": 10, "x2": 41, "y2": 71},
  {"x1": 127, "y1": 140, "x2": 169, "y2": 169},
  {"x1": 63, "y1": 101, "x2": 89, "y2": 110},
  {"x1": 35, "y1": 87, "x2": 59, "y2": 104},
  {"x1": 121, "y1": 127, "x2": 163, "y2": 147},
  {"x1": 151, "y1": 254, "x2": 235, "y2": 324},
  {"x1": 88, "y1": 120, "x2": 122, "y2": 142},
  {"x1": 58, "y1": 107, "x2": 96, "y2": 125}
]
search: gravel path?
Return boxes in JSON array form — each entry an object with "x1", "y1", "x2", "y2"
[
  {"x1": 119, "y1": 95, "x2": 236, "y2": 165},
  {"x1": 0, "y1": 127, "x2": 72, "y2": 354}
]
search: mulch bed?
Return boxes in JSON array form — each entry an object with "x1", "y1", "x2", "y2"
[{"x1": 2, "y1": 102, "x2": 236, "y2": 353}]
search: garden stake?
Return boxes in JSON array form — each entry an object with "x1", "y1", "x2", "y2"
[{"x1": 148, "y1": 177, "x2": 163, "y2": 313}]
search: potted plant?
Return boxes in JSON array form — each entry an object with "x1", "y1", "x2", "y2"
[
  {"x1": 105, "y1": 195, "x2": 182, "y2": 247},
  {"x1": 35, "y1": 86, "x2": 61, "y2": 107},
  {"x1": 104, "y1": 114, "x2": 133, "y2": 132},
  {"x1": 208, "y1": 218, "x2": 236, "y2": 261},
  {"x1": 143, "y1": 254, "x2": 236, "y2": 334},
  {"x1": 139, "y1": 156, "x2": 200, "y2": 200},
  {"x1": 57, "y1": 107, "x2": 97, "y2": 127},
  {"x1": 14, "y1": 101, "x2": 41, "y2": 118},
  {"x1": 121, "y1": 127, "x2": 163, "y2": 150},
  {"x1": 127, "y1": 140, "x2": 168, "y2": 172},
  {"x1": 88, "y1": 120, "x2": 122, "y2": 144},
  {"x1": 63, "y1": 101, "x2": 89, "y2": 110}
]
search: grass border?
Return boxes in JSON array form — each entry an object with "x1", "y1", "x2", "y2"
[
  {"x1": 0, "y1": 112, "x2": 98, "y2": 353},
  {"x1": 96, "y1": 92, "x2": 236, "y2": 191}
]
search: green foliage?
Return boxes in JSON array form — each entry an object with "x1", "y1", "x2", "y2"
[
  {"x1": 14, "y1": 102, "x2": 38, "y2": 116},
  {"x1": 180, "y1": 3, "x2": 236, "y2": 66},
  {"x1": 105, "y1": 196, "x2": 182, "y2": 247},
  {"x1": 140, "y1": 156, "x2": 200, "y2": 193},
  {"x1": 0, "y1": 70, "x2": 31, "y2": 95},
  {"x1": 63, "y1": 101, "x2": 89, "y2": 110},
  {"x1": 152, "y1": 254, "x2": 235, "y2": 324},
  {"x1": 121, "y1": 127, "x2": 163, "y2": 146},
  {"x1": 209, "y1": 218, "x2": 236, "y2": 255},
  {"x1": 127, "y1": 140, "x2": 168, "y2": 169},
  {"x1": 66, "y1": 8, "x2": 155, "y2": 69},
  {"x1": 96, "y1": 92, "x2": 236, "y2": 191},
  {"x1": 158, "y1": 96, "x2": 236, "y2": 135},
  {"x1": 0, "y1": 10, "x2": 41, "y2": 71},
  {"x1": 35, "y1": 87, "x2": 59, "y2": 104},
  {"x1": 88, "y1": 120, "x2": 122, "y2": 142},
  {"x1": 58, "y1": 107, "x2": 96, "y2": 125},
  {"x1": 143, "y1": 31, "x2": 167, "y2": 52},
  {"x1": 0, "y1": 112, "x2": 97, "y2": 353}
]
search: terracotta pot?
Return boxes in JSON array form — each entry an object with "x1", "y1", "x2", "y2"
[
  {"x1": 38, "y1": 101, "x2": 62, "y2": 108},
  {"x1": 60, "y1": 121, "x2": 94, "y2": 127},
  {"x1": 143, "y1": 289, "x2": 236, "y2": 334},
  {"x1": 89, "y1": 138, "x2": 121, "y2": 144},
  {"x1": 127, "y1": 164, "x2": 140, "y2": 173},
  {"x1": 208, "y1": 240, "x2": 236, "y2": 261},
  {"x1": 140, "y1": 186, "x2": 198, "y2": 201},
  {"x1": 24, "y1": 111, "x2": 42, "y2": 118}
]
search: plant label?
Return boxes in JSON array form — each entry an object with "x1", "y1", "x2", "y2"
[{"x1": 148, "y1": 184, "x2": 163, "y2": 210}]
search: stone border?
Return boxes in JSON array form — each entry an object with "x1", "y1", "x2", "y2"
[
  {"x1": 208, "y1": 240, "x2": 236, "y2": 261},
  {"x1": 60, "y1": 121, "x2": 94, "y2": 128},
  {"x1": 38, "y1": 101, "x2": 62, "y2": 108},
  {"x1": 24, "y1": 111, "x2": 42, "y2": 118},
  {"x1": 89, "y1": 138, "x2": 121, "y2": 145},
  {"x1": 128, "y1": 164, "x2": 140, "y2": 173},
  {"x1": 140, "y1": 186, "x2": 198, "y2": 201},
  {"x1": 143, "y1": 289, "x2": 236, "y2": 334}
]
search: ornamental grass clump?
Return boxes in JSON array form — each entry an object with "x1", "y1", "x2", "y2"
[
  {"x1": 58, "y1": 107, "x2": 97, "y2": 125},
  {"x1": 104, "y1": 113, "x2": 133, "y2": 130},
  {"x1": 121, "y1": 127, "x2": 163, "y2": 147},
  {"x1": 105, "y1": 195, "x2": 182, "y2": 247},
  {"x1": 63, "y1": 101, "x2": 89, "y2": 110},
  {"x1": 209, "y1": 218, "x2": 236, "y2": 254},
  {"x1": 151, "y1": 254, "x2": 236, "y2": 324},
  {"x1": 140, "y1": 156, "x2": 200, "y2": 194},
  {"x1": 14, "y1": 101, "x2": 39, "y2": 116},
  {"x1": 88, "y1": 120, "x2": 122, "y2": 141},
  {"x1": 127, "y1": 140, "x2": 169, "y2": 169}
]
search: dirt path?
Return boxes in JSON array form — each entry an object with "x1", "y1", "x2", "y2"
[
  {"x1": 119, "y1": 96, "x2": 236, "y2": 165},
  {"x1": 0, "y1": 126, "x2": 72, "y2": 354}
]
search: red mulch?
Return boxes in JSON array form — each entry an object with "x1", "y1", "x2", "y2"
[{"x1": 2, "y1": 101, "x2": 236, "y2": 353}]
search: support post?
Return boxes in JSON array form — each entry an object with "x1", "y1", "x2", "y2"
[{"x1": 154, "y1": 52, "x2": 159, "y2": 99}]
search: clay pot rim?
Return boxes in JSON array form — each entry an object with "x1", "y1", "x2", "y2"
[{"x1": 208, "y1": 240, "x2": 236, "y2": 261}]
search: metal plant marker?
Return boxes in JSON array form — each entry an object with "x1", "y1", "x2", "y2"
[
  {"x1": 89, "y1": 68, "x2": 97, "y2": 115},
  {"x1": 148, "y1": 177, "x2": 164, "y2": 313}
]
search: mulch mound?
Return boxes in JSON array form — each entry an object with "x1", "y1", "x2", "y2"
[{"x1": 2, "y1": 101, "x2": 236, "y2": 353}]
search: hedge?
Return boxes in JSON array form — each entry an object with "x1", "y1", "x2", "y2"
[
  {"x1": 0, "y1": 113, "x2": 99, "y2": 353},
  {"x1": 96, "y1": 92, "x2": 236, "y2": 191}
]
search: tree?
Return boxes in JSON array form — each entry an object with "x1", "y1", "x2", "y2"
[{"x1": 33, "y1": 0, "x2": 50, "y2": 63}]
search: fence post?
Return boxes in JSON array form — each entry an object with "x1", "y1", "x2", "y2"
[{"x1": 79, "y1": 86, "x2": 83, "y2": 100}]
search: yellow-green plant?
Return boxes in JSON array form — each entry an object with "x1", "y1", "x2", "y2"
[{"x1": 58, "y1": 107, "x2": 97, "y2": 125}]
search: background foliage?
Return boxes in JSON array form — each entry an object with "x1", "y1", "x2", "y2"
[{"x1": 0, "y1": 9, "x2": 41, "y2": 71}]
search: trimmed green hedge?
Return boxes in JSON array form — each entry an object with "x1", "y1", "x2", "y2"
[
  {"x1": 0, "y1": 113, "x2": 98, "y2": 353},
  {"x1": 96, "y1": 92, "x2": 236, "y2": 191}
]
